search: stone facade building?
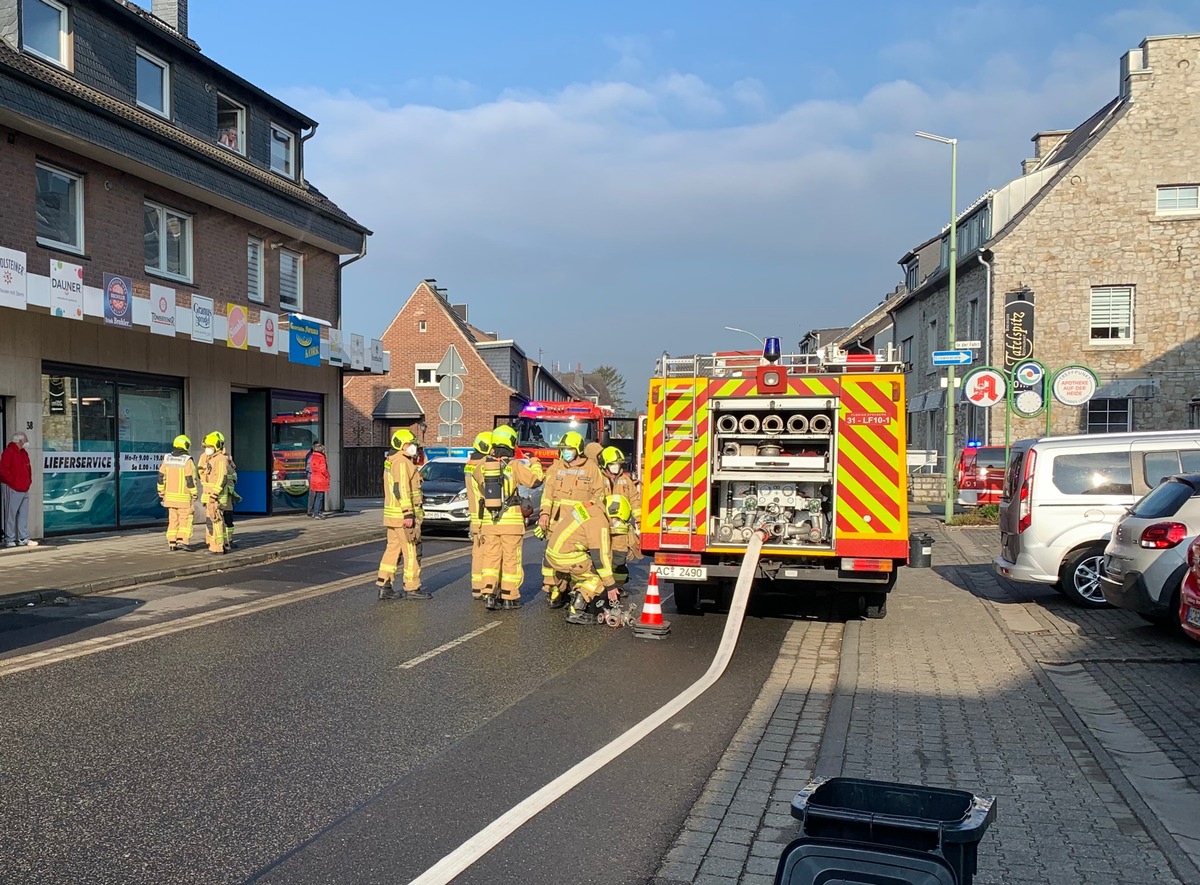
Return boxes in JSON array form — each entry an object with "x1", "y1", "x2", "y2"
[{"x1": 890, "y1": 34, "x2": 1200, "y2": 462}]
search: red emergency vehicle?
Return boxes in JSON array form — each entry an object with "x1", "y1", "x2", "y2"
[{"x1": 498, "y1": 400, "x2": 637, "y2": 471}]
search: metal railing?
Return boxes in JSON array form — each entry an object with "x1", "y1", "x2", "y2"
[{"x1": 656, "y1": 344, "x2": 906, "y2": 379}]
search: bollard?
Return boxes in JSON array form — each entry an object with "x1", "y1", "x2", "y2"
[{"x1": 908, "y1": 531, "x2": 934, "y2": 568}]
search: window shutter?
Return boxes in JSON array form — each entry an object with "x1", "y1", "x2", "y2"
[{"x1": 1090, "y1": 287, "x2": 1132, "y2": 329}]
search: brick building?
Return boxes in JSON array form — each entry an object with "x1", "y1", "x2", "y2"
[
  {"x1": 0, "y1": 0, "x2": 376, "y2": 538},
  {"x1": 344, "y1": 280, "x2": 572, "y2": 449},
  {"x1": 890, "y1": 34, "x2": 1200, "y2": 460}
]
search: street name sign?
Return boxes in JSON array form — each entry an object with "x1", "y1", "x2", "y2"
[{"x1": 954, "y1": 339, "x2": 982, "y2": 350}]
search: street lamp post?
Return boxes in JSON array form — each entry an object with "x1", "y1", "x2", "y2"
[
  {"x1": 916, "y1": 131, "x2": 958, "y2": 524},
  {"x1": 725, "y1": 326, "x2": 765, "y2": 348}
]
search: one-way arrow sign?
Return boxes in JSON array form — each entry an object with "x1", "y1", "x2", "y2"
[
  {"x1": 437, "y1": 344, "x2": 467, "y2": 376},
  {"x1": 932, "y1": 350, "x2": 973, "y2": 366}
]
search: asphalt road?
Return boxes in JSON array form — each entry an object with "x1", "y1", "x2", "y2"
[{"x1": 0, "y1": 534, "x2": 793, "y2": 885}]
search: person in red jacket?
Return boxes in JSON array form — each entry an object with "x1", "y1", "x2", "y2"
[
  {"x1": 307, "y1": 441, "x2": 330, "y2": 518},
  {"x1": 0, "y1": 432, "x2": 38, "y2": 548}
]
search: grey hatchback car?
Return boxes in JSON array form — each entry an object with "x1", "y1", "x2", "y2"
[{"x1": 1101, "y1": 474, "x2": 1200, "y2": 623}]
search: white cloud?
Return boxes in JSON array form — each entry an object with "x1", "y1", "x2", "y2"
[{"x1": 293, "y1": 25, "x2": 1138, "y2": 390}]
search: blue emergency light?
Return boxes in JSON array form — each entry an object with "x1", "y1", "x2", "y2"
[{"x1": 763, "y1": 337, "x2": 781, "y2": 363}]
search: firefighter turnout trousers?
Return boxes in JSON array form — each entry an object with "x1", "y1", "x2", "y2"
[
  {"x1": 478, "y1": 456, "x2": 541, "y2": 601},
  {"x1": 378, "y1": 452, "x2": 423, "y2": 591},
  {"x1": 379, "y1": 524, "x2": 422, "y2": 591},
  {"x1": 166, "y1": 506, "x2": 194, "y2": 548}
]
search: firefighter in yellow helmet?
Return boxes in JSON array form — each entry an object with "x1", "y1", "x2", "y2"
[
  {"x1": 477, "y1": 424, "x2": 544, "y2": 610},
  {"x1": 601, "y1": 445, "x2": 642, "y2": 593},
  {"x1": 377, "y1": 428, "x2": 429, "y2": 600},
  {"x1": 199, "y1": 431, "x2": 232, "y2": 554},
  {"x1": 466, "y1": 431, "x2": 493, "y2": 599},
  {"x1": 158, "y1": 434, "x2": 199, "y2": 551},
  {"x1": 537, "y1": 429, "x2": 606, "y2": 607},
  {"x1": 542, "y1": 497, "x2": 621, "y2": 625}
]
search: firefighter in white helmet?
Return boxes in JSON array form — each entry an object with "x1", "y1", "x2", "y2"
[
  {"x1": 377, "y1": 429, "x2": 430, "y2": 600},
  {"x1": 477, "y1": 425, "x2": 544, "y2": 610},
  {"x1": 158, "y1": 434, "x2": 199, "y2": 551}
]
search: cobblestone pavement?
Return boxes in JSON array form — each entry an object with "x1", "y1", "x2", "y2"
[{"x1": 655, "y1": 517, "x2": 1199, "y2": 884}]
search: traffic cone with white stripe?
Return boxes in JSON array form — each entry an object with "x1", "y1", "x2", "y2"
[{"x1": 633, "y1": 566, "x2": 671, "y2": 639}]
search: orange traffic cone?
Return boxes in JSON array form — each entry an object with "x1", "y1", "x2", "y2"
[{"x1": 633, "y1": 566, "x2": 671, "y2": 639}]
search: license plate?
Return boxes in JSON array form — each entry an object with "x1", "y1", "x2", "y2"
[
  {"x1": 656, "y1": 565, "x2": 707, "y2": 581},
  {"x1": 1188, "y1": 606, "x2": 1200, "y2": 628}
]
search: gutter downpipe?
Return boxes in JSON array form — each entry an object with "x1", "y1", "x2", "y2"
[
  {"x1": 298, "y1": 122, "x2": 318, "y2": 186},
  {"x1": 335, "y1": 236, "x2": 368, "y2": 499},
  {"x1": 978, "y1": 249, "x2": 993, "y2": 445}
]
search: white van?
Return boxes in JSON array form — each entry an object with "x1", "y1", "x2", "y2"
[{"x1": 994, "y1": 429, "x2": 1200, "y2": 607}]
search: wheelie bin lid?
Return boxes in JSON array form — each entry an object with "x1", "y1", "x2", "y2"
[{"x1": 774, "y1": 837, "x2": 958, "y2": 885}]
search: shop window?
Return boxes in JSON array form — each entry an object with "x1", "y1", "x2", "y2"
[
  {"x1": 35, "y1": 163, "x2": 83, "y2": 253},
  {"x1": 271, "y1": 392, "x2": 321, "y2": 512},
  {"x1": 144, "y1": 201, "x2": 192, "y2": 281},
  {"x1": 22, "y1": 0, "x2": 68, "y2": 68},
  {"x1": 279, "y1": 249, "x2": 302, "y2": 308},
  {"x1": 117, "y1": 381, "x2": 183, "y2": 526},
  {"x1": 136, "y1": 48, "x2": 170, "y2": 117},
  {"x1": 217, "y1": 94, "x2": 245, "y2": 154},
  {"x1": 270, "y1": 124, "x2": 294, "y2": 177}
]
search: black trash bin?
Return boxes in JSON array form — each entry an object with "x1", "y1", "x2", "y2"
[
  {"x1": 785, "y1": 777, "x2": 996, "y2": 885},
  {"x1": 909, "y1": 532, "x2": 934, "y2": 568}
]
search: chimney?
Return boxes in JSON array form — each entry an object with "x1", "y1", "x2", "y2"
[
  {"x1": 1021, "y1": 158, "x2": 1041, "y2": 175},
  {"x1": 151, "y1": 0, "x2": 188, "y2": 36},
  {"x1": 1120, "y1": 45, "x2": 1149, "y2": 100},
  {"x1": 451, "y1": 304, "x2": 468, "y2": 322},
  {"x1": 1031, "y1": 130, "x2": 1070, "y2": 159}
]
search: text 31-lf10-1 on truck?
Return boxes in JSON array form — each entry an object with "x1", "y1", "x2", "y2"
[{"x1": 639, "y1": 342, "x2": 909, "y2": 618}]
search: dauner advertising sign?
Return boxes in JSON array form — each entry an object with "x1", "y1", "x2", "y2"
[{"x1": 1003, "y1": 290, "x2": 1035, "y2": 369}]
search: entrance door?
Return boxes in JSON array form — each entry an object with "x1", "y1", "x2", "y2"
[{"x1": 231, "y1": 390, "x2": 269, "y2": 514}]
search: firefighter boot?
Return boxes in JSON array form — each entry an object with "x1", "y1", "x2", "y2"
[
  {"x1": 376, "y1": 578, "x2": 399, "y2": 601},
  {"x1": 566, "y1": 591, "x2": 598, "y2": 626}
]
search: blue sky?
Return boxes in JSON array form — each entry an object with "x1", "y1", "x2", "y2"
[{"x1": 191, "y1": 0, "x2": 1194, "y2": 397}]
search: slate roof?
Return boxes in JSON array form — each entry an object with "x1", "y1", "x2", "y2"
[{"x1": 372, "y1": 389, "x2": 424, "y2": 421}]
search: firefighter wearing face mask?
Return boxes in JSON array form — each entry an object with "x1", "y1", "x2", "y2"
[
  {"x1": 377, "y1": 429, "x2": 430, "y2": 601},
  {"x1": 477, "y1": 425, "x2": 544, "y2": 610},
  {"x1": 537, "y1": 430, "x2": 606, "y2": 607},
  {"x1": 542, "y1": 497, "x2": 623, "y2": 625},
  {"x1": 466, "y1": 431, "x2": 493, "y2": 599},
  {"x1": 601, "y1": 446, "x2": 642, "y2": 591},
  {"x1": 158, "y1": 434, "x2": 199, "y2": 551},
  {"x1": 199, "y1": 431, "x2": 231, "y2": 554}
]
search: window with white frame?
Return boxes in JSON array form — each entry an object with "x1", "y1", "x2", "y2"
[
  {"x1": 279, "y1": 249, "x2": 303, "y2": 308},
  {"x1": 136, "y1": 49, "x2": 170, "y2": 117},
  {"x1": 144, "y1": 201, "x2": 192, "y2": 280},
  {"x1": 415, "y1": 363, "x2": 444, "y2": 387},
  {"x1": 247, "y1": 238, "x2": 264, "y2": 303},
  {"x1": 270, "y1": 125, "x2": 295, "y2": 178},
  {"x1": 217, "y1": 94, "x2": 245, "y2": 154},
  {"x1": 904, "y1": 260, "x2": 919, "y2": 292},
  {"x1": 967, "y1": 298, "x2": 980, "y2": 340},
  {"x1": 1156, "y1": 185, "x2": 1199, "y2": 214},
  {"x1": 22, "y1": 0, "x2": 68, "y2": 68},
  {"x1": 1086, "y1": 398, "x2": 1131, "y2": 434},
  {"x1": 418, "y1": 321, "x2": 427, "y2": 332},
  {"x1": 35, "y1": 163, "x2": 83, "y2": 252},
  {"x1": 1090, "y1": 286, "x2": 1133, "y2": 343}
]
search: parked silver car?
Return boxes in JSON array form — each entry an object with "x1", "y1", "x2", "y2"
[{"x1": 1101, "y1": 474, "x2": 1200, "y2": 623}]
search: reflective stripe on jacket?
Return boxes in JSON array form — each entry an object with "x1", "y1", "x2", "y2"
[{"x1": 158, "y1": 452, "x2": 198, "y2": 506}]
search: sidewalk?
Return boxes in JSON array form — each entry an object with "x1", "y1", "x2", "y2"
[{"x1": 0, "y1": 499, "x2": 385, "y2": 608}]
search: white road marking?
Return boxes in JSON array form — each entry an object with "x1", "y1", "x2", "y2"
[
  {"x1": 397, "y1": 621, "x2": 502, "y2": 670},
  {"x1": 0, "y1": 548, "x2": 471, "y2": 679},
  {"x1": 407, "y1": 536, "x2": 766, "y2": 885}
]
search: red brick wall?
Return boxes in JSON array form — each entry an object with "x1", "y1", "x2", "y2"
[
  {"x1": 0, "y1": 131, "x2": 337, "y2": 324},
  {"x1": 344, "y1": 282, "x2": 520, "y2": 448}
]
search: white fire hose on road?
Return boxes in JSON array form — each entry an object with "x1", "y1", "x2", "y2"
[{"x1": 408, "y1": 532, "x2": 770, "y2": 885}]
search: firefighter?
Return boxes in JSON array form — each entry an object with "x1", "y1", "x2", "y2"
[
  {"x1": 478, "y1": 425, "x2": 544, "y2": 610},
  {"x1": 376, "y1": 429, "x2": 430, "y2": 600},
  {"x1": 466, "y1": 431, "x2": 492, "y2": 599},
  {"x1": 537, "y1": 430, "x2": 606, "y2": 607},
  {"x1": 542, "y1": 498, "x2": 621, "y2": 626},
  {"x1": 199, "y1": 431, "x2": 232, "y2": 554},
  {"x1": 157, "y1": 434, "x2": 199, "y2": 551},
  {"x1": 601, "y1": 445, "x2": 642, "y2": 593}
]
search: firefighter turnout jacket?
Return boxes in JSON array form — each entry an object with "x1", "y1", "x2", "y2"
[
  {"x1": 201, "y1": 451, "x2": 232, "y2": 508},
  {"x1": 544, "y1": 501, "x2": 616, "y2": 588},
  {"x1": 158, "y1": 450, "x2": 199, "y2": 506},
  {"x1": 383, "y1": 452, "x2": 423, "y2": 527},
  {"x1": 540, "y1": 456, "x2": 606, "y2": 525},
  {"x1": 478, "y1": 455, "x2": 544, "y2": 529},
  {"x1": 605, "y1": 471, "x2": 641, "y2": 552}
]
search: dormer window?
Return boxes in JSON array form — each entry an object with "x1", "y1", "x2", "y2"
[
  {"x1": 270, "y1": 124, "x2": 294, "y2": 178},
  {"x1": 217, "y1": 94, "x2": 245, "y2": 154},
  {"x1": 904, "y1": 260, "x2": 919, "y2": 291},
  {"x1": 136, "y1": 48, "x2": 170, "y2": 118},
  {"x1": 22, "y1": 0, "x2": 69, "y2": 68}
]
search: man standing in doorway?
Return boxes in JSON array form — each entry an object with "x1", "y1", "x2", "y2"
[
  {"x1": 0, "y1": 432, "x2": 37, "y2": 548},
  {"x1": 158, "y1": 435, "x2": 199, "y2": 551}
]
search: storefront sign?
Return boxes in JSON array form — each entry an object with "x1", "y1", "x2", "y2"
[
  {"x1": 43, "y1": 451, "x2": 115, "y2": 473},
  {"x1": 1052, "y1": 365, "x2": 1099, "y2": 407},
  {"x1": 350, "y1": 333, "x2": 365, "y2": 371},
  {"x1": 260, "y1": 311, "x2": 278, "y2": 355},
  {"x1": 120, "y1": 452, "x2": 169, "y2": 473},
  {"x1": 49, "y1": 259, "x2": 84, "y2": 320},
  {"x1": 328, "y1": 328, "x2": 344, "y2": 367},
  {"x1": 47, "y1": 376, "x2": 66, "y2": 414},
  {"x1": 191, "y1": 295, "x2": 214, "y2": 343},
  {"x1": 227, "y1": 304, "x2": 248, "y2": 349},
  {"x1": 370, "y1": 339, "x2": 384, "y2": 373},
  {"x1": 103, "y1": 273, "x2": 133, "y2": 329},
  {"x1": 149, "y1": 284, "x2": 176, "y2": 336},
  {"x1": 0, "y1": 246, "x2": 27, "y2": 310},
  {"x1": 1003, "y1": 290, "x2": 1035, "y2": 369},
  {"x1": 288, "y1": 314, "x2": 321, "y2": 366}
]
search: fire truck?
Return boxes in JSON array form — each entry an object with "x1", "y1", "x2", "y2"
[
  {"x1": 499, "y1": 400, "x2": 637, "y2": 471},
  {"x1": 640, "y1": 342, "x2": 908, "y2": 618}
]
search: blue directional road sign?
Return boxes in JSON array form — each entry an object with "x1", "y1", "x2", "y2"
[{"x1": 932, "y1": 350, "x2": 974, "y2": 366}]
